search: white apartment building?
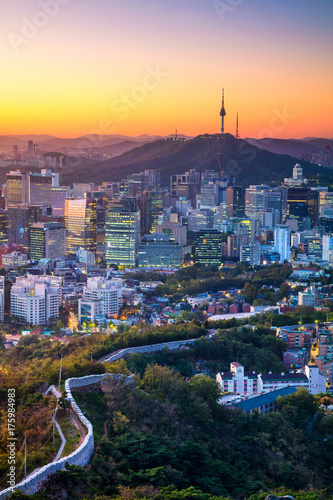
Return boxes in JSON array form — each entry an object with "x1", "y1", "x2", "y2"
[
  {"x1": 81, "y1": 277, "x2": 122, "y2": 316},
  {"x1": 217, "y1": 362, "x2": 325, "y2": 396},
  {"x1": 11, "y1": 280, "x2": 59, "y2": 325},
  {"x1": 2, "y1": 252, "x2": 28, "y2": 270},
  {"x1": 216, "y1": 362, "x2": 258, "y2": 395},
  {"x1": 257, "y1": 372, "x2": 309, "y2": 393},
  {"x1": 298, "y1": 289, "x2": 315, "y2": 307},
  {"x1": 274, "y1": 224, "x2": 291, "y2": 263},
  {"x1": 76, "y1": 248, "x2": 96, "y2": 266},
  {"x1": 19, "y1": 275, "x2": 63, "y2": 308},
  {"x1": 322, "y1": 234, "x2": 333, "y2": 263},
  {"x1": 305, "y1": 365, "x2": 327, "y2": 395},
  {"x1": 78, "y1": 298, "x2": 105, "y2": 325}
]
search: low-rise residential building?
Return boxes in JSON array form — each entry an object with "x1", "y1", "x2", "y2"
[
  {"x1": 283, "y1": 348, "x2": 309, "y2": 371},
  {"x1": 298, "y1": 289, "x2": 316, "y2": 306},
  {"x1": 78, "y1": 298, "x2": 105, "y2": 325},
  {"x1": 257, "y1": 372, "x2": 309, "y2": 393},
  {"x1": 216, "y1": 362, "x2": 258, "y2": 395},
  {"x1": 277, "y1": 328, "x2": 311, "y2": 349},
  {"x1": 291, "y1": 267, "x2": 324, "y2": 280},
  {"x1": 81, "y1": 276, "x2": 122, "y2": 317},
  {"x1": 314, "y1": 357, "x2": 333, "y2": 385},
  {"x1": 217, "y1": 362, "x2": 326, "y2": 397},
  {"x1": 2, "y1": 251, "x2": 28, "y2": 270}
]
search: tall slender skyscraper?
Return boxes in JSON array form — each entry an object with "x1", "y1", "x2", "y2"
[
  {"x1": 105, "y1": 198, "x2": 140, "y2": 267},
  {"x1": 6, "y1": 170, "x2": 28, "y2": 206},
  {"x1": 220, "y1": 88, "x2": 226, "y2": 134},
  {"x1": 64, "y1": 197, "x2": 97, "y2": 254}
]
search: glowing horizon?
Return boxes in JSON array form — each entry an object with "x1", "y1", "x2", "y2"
[{"x1": 1, "y1": 0, "x2": 332, "y2": 140}]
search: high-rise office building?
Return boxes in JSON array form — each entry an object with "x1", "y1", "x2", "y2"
[
  {"x1": 240, "y1": 241, "x2": 261, "y2": 266},
  {"x1": 227, "y1": 234, "x2": 249, "y2": 258},
  {"x1": 263, "y1": 190, "x2": 282, "y2": 219},
  {"x1": 226, "y1": 186, "x2": 245, "y2": 218},
  {"x1": 28, "y1": 140, "x2": 34, "y2": 155},
  {"x1": 29, "y1": 222, "x2": 66, "y2": 262},
  {"x1": 105, "y1": 198, "x2": 140, "y2": 267},
  {"x1": 306, "y1": 190, "x2": 319, "y2": 225},
  {"x1": 188, "y1": 209, "x2": 215, "y2": 231},
  {"x1": 245, "y1": 185, "x2": 270, "y2": 222},
  {"x1": 8, "y1": 204, "x2": 42, "y2": 248},
  {"x1": 13, "y1": 145, "x2": 19, "y2": 159},
  {"x1": 6, "y1": 170, "x2": 28, "y2": 206},
  {"x1": 0, "y1": 210, "x2": 8, "y2": 243},
  {"x1": 287, "y1": 187, "x2": 309, "y2": 224},
  {"x1": 274, "y1": 224, "x2": 291, "y2": 263},
  {"x1": 197, "y1": 171, "x2": 220, "y2": 209},
  {"x1": 319, "y1": 191, "x2": 333, "y2": 217},
  {"x1": 140, "y1": 190, "x2": 164, "y2": 235},
  {"x1": 73, "y1": 182, "x2": 96, "y2": 198},
  {"x1": 170, "y1": 169, "x2": 201, "y2": 206},
  {"x1": 287, "y1": 187, "x2": 319, "y2": 226},
  {"x1": 64, "y1": 197, "x2": 97, "y2": 254},
  {"x1": 51, "y1": 186, "x2": 71, "y2": 217},
  {"x1": 138, "y1": 233, "x2": 182, "y2": 267},
  {"x1": 28, "y1": 170, "x2": 59, "y2": 204},
  {"x1": 262, "y1": 209, "x2": 280, "y2": 229},
  {"x1": 322, "y1": 235, "x2": 333, "y2": 262},
  {"x1": 195, "y1": 229, "x2": 222, "y2": 265}
]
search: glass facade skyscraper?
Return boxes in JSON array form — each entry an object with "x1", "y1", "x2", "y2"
[
  {"x1": 64, "y1": 198, "x2": 97, "y2": 254},
  {"x1": 105, "y1": 198, "x2": 140, "y2": 267},
  {"x1": 195, "y1": 229, "x2": 222, "y2": 265},
  {"x1": 29, "y1": 222, "x2": 66, "y2": 261}
]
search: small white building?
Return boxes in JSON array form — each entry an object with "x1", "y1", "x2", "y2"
[
  {"x1": 76, "y1": 247, "x2": 96, "y2": 266},
  {"x1": 216, "y1": 362, "x2": 258, "y2": 395},
  {"x1": 81, "y1": 277, "x2": 122, "y2": 317},
  {"x1": 305, "y1": 365, "x2": 327, "y2": 395},
  {"x1": 2, "y1": 252, "x2": 28, "y2": 270},
  {"x1": 78, "y1": 298, "x2": 105, "y2": 325},
  {"x1": 217, "y1": 362, "x2": 326, "y2": 397},
  {"x1": 257, "y1": 372, "x2": 309, "y2": 394},
  {"x1": 298, "y1": 289, "x2": 315, "y2": 307}
]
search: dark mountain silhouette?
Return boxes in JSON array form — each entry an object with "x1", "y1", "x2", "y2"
[
  {"x1": 245, "y1": 137, "x2": 333, "y2": 158},
  {"x1": 59, "y1": 133, "x2": 332, "y2": 187}
]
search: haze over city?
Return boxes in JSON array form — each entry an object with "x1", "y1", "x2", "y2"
[{"x1": 1, "y1": 0, "x2": 333, "y2": 139}]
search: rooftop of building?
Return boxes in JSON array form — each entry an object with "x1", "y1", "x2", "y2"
[
  {"x1": 260, "y1": 372, "x2": 307, "y2": 381},
  {"x1": 234, "y1": 386, "x2": 298, "y2": 412}
]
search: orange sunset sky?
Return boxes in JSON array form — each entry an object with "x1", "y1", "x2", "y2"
[{"x1": 1, "y1": 0, "x2": 333, "y2": 139}]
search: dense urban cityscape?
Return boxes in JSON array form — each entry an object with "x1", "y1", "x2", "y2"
[{"x1": 1, "y1": 0, "x2": 333, "y2": 499}]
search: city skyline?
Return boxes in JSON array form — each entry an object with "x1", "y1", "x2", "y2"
[{"x1": 1, "y1": 0, "x2": 332, "y2": 139}]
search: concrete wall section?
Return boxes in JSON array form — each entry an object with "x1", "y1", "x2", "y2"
[{"x1": 0, "y1": 374, "x2": 132, "y2": 499}]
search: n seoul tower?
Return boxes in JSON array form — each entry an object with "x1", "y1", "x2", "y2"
[{"x1": 220, "y1": 88, "x2": 226, "y2": 134}]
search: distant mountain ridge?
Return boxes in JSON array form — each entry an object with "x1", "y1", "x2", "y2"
[
  {"x1": 0, "y1": 133, "x2": 191, "y2": 154},
  {"x1": 2, "y1": 134, "x2": 332, "y2": 159},
  {"x1": 59, "y1": 133, "x2": 332, "y2": 187},
  {"x1": 245, "y1": 137, "x2": 333, "y2": 158}
]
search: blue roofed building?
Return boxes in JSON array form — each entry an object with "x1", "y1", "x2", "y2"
[{"x1": 233, "y1": 386, "x2": 298, "y2": 414}]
